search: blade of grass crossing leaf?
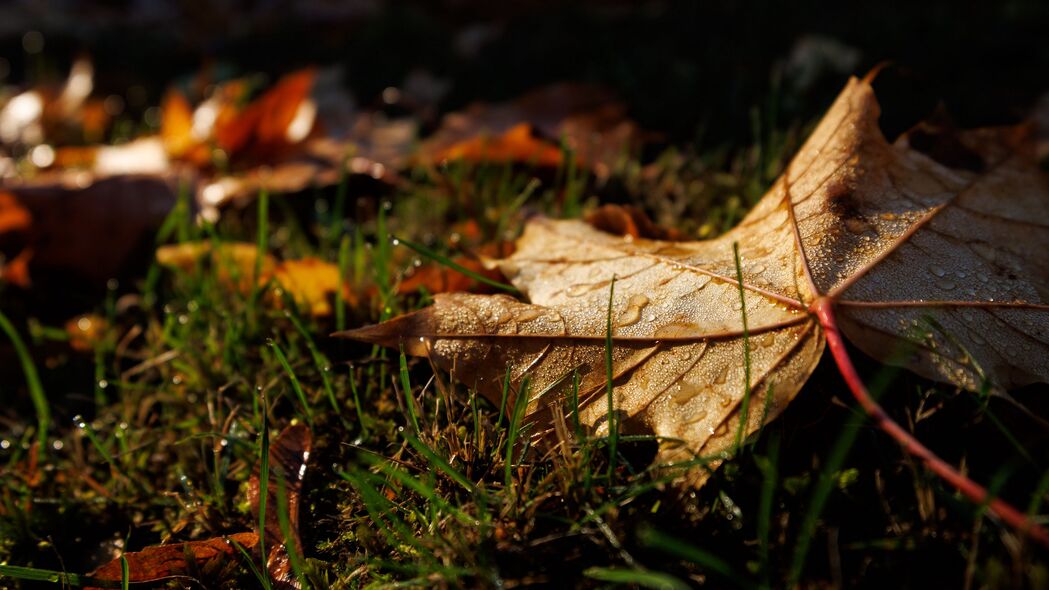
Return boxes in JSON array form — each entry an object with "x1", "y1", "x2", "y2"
[
  {"x1": 270, "y1": 340, "x2": 314, "y2": 427},
  {"x1": 570, "y1": 369, "x2": 583, "y2": 440},
  {"x1": 258, "y1": 405, "x2": 271, "y2": 589},
  {"x1": 0, "y1": 310, "x2": 49, "y2": 449},
  {"x1": 732, "y1": 242, "x2": 753, "y2": 453},
  {"x1": 393, "y1": 235, "x2": 520, "y2": 294},
  {"x1": 605, "y1": 276, "x2": 618, "y2": 478},
  {"x1": 496, "y1": 364, "x2": 512, "y2": 429},
  {"x1": 399, "y1": 348, "x2": 420, "y2": 433},
  {"x1": 505, "y1": 377, "x2": 531, "y2": 489},
  {"x1": 120, "y1": 555, "x2": 129, "y2": 590},
  {"x1": 583, "y1": 567, "x2": 690, "y2": 590},
  {"x1": 232, "y1": 537, "x2": 272, "y2": 590},
  {"x1": 275, "y1": 477, "x2": 309, "y2": 589}
]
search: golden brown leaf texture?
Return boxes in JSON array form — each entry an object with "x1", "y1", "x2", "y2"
[{"x1": 339, "y1": 77, "x2": 1049, "y2": 484}]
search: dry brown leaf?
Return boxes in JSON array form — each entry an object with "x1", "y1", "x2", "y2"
[
  {"x1": 2, "y1": 175, "x2": 181, "y2": 285},
  {"x1": 428, "y1": 122, "x2": 565, "y2": 168},
  {"x1": 84, "y1": 532, "x2": 259, "y2": 590},
  {"x1": 340, "y1": 76, "x2": 1049, "y2": 485},
  {"x1": 247, "y1": 423, "x2": 312, "y2": 589},
  {"x1": 420, "y1": 83, "x2": 650, "y2": 176}
]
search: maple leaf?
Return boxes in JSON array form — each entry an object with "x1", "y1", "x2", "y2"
[{"x1": 339, "y1": 76, "x2": 1049, "y2": 545}]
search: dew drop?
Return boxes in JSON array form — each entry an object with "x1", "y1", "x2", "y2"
[
  {"x1": 713, "y1": 366, "x2": 729, "y2": 385},
  {"x1": 670, "y1": 385, "x2": 695, "y2": 405},
  {"x1": 928, "y1": 265, "x2": 947, "y2": 278},
  {"x1": 935, "y1": 278, "x2": 957, "y2": 291},
  {"x1": 515, "y1": 309, "x2": 542, "y2": 322}
]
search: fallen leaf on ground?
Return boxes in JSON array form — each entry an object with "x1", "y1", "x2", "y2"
[
  {"x1": 84, "y1": 532, "x2": 259, "y2": 590},
  {"x1": 398, "y1": 241, "x2": 514, "y2": 296},
  {"x1": 340, "y1": 76, "x2": 1049, "y2": 488},
  {"x1": 584, "y1": 204, "x2": 686, "y2": 241},
  {"x1": 156, "y1": 241, "x2": 354, "y2": 316},
  {"x1": 420, "y1": 83, "x2": 650, "y2": 177},
  {"x1": 2, "y1": 175, "x2": 181, "y2": 286},
  {"x1": 248, "y1": 423, "x2": 312, "y2": 589},
  {"x1": 272, "y1": 257, "x2": 357, "y2": 316},
  {"x1": 428, "y1": 122, "x2": 564, "y2": 168}
]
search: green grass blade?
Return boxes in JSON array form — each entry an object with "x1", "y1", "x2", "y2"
[
  {"x1": 732, "y1": 242, "x2": 753, "y2": 452},
  {"x1": 583, "y1": 567, "x2": 690, "y2": 590},
  {"x1": 393, "y1": 236, "x2": 520, "y2": 294},
  {"x1": 636, "y1": 525, "x2": 746, "y2": 587},
  {"x1": 605, "y1": 276, "x2": 618, "y2": 478},
  {"x1": 402, "y1": 432, "x2": 476, "y2": 494},
  {"x1": 270, "y1": 339, "x2": 314, "y2": 427},
  {"x1": 0, "y1": 309, "x2": 49, "y2": 449},
  {"x1": 399, "y1": 348, "x2": 420, "y2": 433},
  {"x1": 0, "y1": 565, "x2": 89, "y2": 586}
]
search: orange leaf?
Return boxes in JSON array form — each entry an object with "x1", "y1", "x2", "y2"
[
  {"x1": 584, "y1": 204, "x2": 685, "y2": 241},
  {"x1": 215, "y1": 68, "x2": 316, "y2": 160},
  {"x1": 160, "y1": 88, "x2": 196, "y2": 159},
  {"x1": 65, "y1": 313, "x2": 108, "y2": 352},
  {"x1": 429, "y1": 122, "x2": 563, "y2": 167},
  {"x1": 85, "y1": 532, "x2": 259, "y2": 590},
  {"x1": 271, "y1": 257, "x2": 355, "y2": 317}
]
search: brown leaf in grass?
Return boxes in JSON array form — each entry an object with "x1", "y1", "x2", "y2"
[
  {"x1": 2, "y1": 175, "x2": 181, "y2": 286},
  {"x1": 420, "y1": 83, "x2": 650, "y2": 176},
  {"x1": 428, "y1": 122, "x2": 564, "y2": 168},
  {"x1": 340, "y1": 77, "x2": 1049, "y2": 484},
  {"x1": 84, "y1": 532, "x2": 259, "y2": 590},
  {"x1": 585, "y1": 204, "x2": 686, "y2": 241},
  {"x1": 248, "y1": 423, "x2": 312, "y2": 589},
  {"x1": 156, "y1": 241, "x2": 354, "y2": 317},
  {"x1": 398, "y1": 241, "x2": 514, "y2": 296}
]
